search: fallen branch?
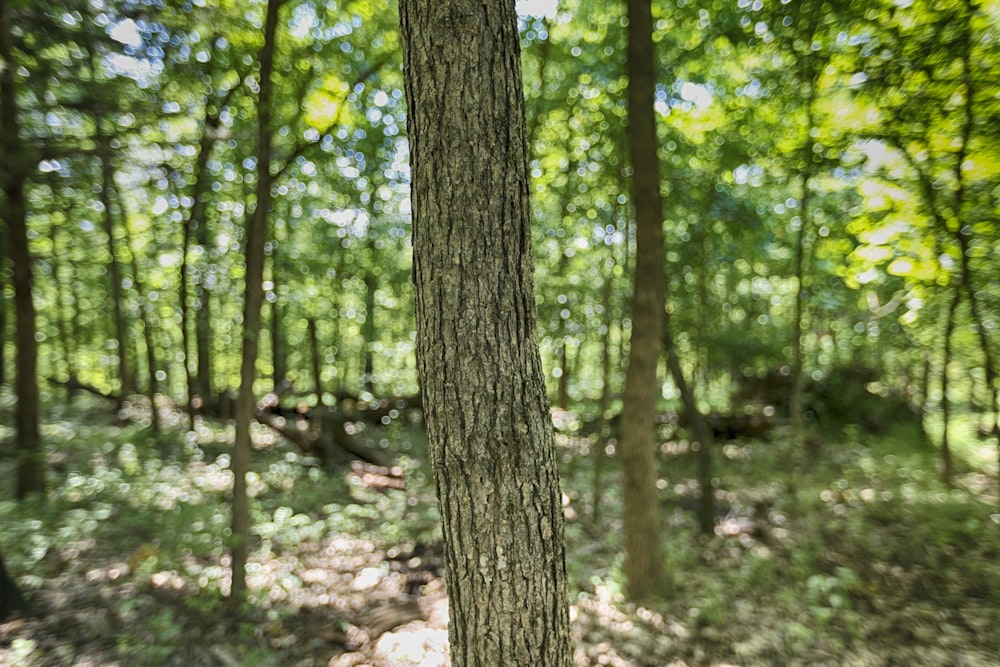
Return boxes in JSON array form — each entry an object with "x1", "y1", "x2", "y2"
[{"x1": 47, "y1": 376, "x2": 119, "y2": 402}]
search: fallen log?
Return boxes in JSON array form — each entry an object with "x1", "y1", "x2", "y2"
[{"x1": 254, "y1": 406, "x2": 392, "y2": 469}]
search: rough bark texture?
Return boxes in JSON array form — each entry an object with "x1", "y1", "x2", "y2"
[
  {"x1": 230, "y1": 0, "x2": 279, "y2": 606},
  {"x1": 399, "y1": 1, "x2": 573, "y2": 665},
  {"x1": 1, "y1": 0, "x2": 44, "y2": 499},
  {"x1": 620, "y1": 0, "x2": 667, "y2": 600}
]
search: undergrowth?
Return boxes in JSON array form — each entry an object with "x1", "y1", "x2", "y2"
[{"x1": 2, "y1": 395, "x2": 999, "y2": 665}]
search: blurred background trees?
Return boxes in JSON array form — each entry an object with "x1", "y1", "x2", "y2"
[{"x1": 0, "y1": 0, "x2": 997, "y2": 594}]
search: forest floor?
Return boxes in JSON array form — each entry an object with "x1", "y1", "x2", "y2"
[{"x1": 1, "y1": 395, "x2": 999, "y2": 666}]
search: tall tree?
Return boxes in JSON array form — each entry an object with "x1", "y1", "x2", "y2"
[
  {"x1": 399, "y1": 0, "x2": 573, "y2": 664},
  {"x1": 619, "y1": 0, "x2": 667, "y2": 600},
  {"x1": 230, "y1": 0, "x2": 280, "y2": 606},
  {"x1": 1, "y1": 0, "x2": 44, "y2": 499}
]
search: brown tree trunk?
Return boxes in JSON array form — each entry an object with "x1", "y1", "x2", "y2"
[
  {"x1": 663, "y1": 314, "x2": 715, "y2": 535},
  {"x1": 362, "y1": 269, "x2": 376, "y2": 394},
  {"x1": 940, "y1": 287, "x2": 961, "y2": 485},
  {"x1": 50, "y1": 218, "x2": 75, "y2": 402},
  {"x1": 951, "y1": 32, "x2": 1000, "y2": 463},
  {"x1": 183, "y1": 83, "x2": 234, "y2": 412},
  {"x1": 271, "y1": 298, "x2": 286, "y2": 393},
  {"x1": 399, "y1": 1, "x2": 573, "y2": 664},
  {"x1": 2, "y1": 1, "x2": 44, "y2": 498},
  {"x1": 95, "y1": 122, "x2": 134, "y2": 395},
  {"x1": 123, "y1": 209, "x2": 161, "y2": 433},
  {"x1": 790, "y1": 56, "x2": 819, "y2": 439},
  {"x1": 230, "y1": 0, "x2": 279, "y2": 607},
  {"x1": 308, "y1": 317, "x2": 324, "y2": 410},
  {"x1": 620, "y1": 0, "x2": 667, "y2": 601},
  {"x1": 591, "y1": 231, "x2": 618, "y2": 524}
]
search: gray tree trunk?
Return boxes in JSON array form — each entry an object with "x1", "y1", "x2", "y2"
[{"x1": 399, "y1": 1, "x2": 573, "y2": 665}]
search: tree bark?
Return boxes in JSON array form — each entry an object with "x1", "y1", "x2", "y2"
[
  {"x1": 620, "y1": 0, "x2": 667, "y2": 600},
  {"x1": 399, "y1": 1, "x2": 573, "y2": 665},
  {"x1": 1, "y1": 0, "x2": 44, "y2": 499},
  {"x1": 230, "y1": 0, "x2": 279, "y2": 606}
]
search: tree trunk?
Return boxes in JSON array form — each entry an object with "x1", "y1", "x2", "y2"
[
  {"x1": 399, "y1": 1, "x2": 573, "y2": 664},
  {"x1": 362, "y1": 270, "x2": 376, "y2": 394},
  {"x1": 231, "y1": 0, "x2": 279, "y2": 607},
  {"x1": 790, "y1": 56, "x2": 819, "y2": 439},
  {"x1": 50, "y1": 217, "x2": 75, "y2": 402},
  {"x1": 951, "y1": 31, "x2": 1000, "y2": 463},
  {"x1": 123, "y1": 209, "x2": 161, "y2": 433},
  {"x1": 308, "y1": 317, "x2": 324, "y2": 410},
  {"x1": 1, "y1": 1, "x2": 44, "y2": 498},
  {"x1": 663, "y1": 313, "x2": 715, "y2": 535},
  {"x1": 940, "y1": 287, "x2": 961, "y2": 485},
  {"x1": 271, "y1": 299, "x2": 286, "y2": 393},
  {"x1": 591, "y1": 231, "x2": 618, "y2": 524},
  {"x1": 619, "y1": 0, "x2": 667, "y2": 601},
  {"x1": 193, "y1": 192, "x2": 215, "y2": 405},
  {"x1": 185, "y1": 96, "x2": 227, "y2": 413},
  {"x1": 95, "y1": 121, "x2": 134, "y2": 395}
]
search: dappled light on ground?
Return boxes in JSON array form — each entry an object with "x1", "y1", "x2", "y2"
[{"x1": 2, "y1": 400, "x2": 999, "y2": 665}]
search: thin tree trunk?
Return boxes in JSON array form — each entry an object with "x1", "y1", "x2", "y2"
[
  {"x1": 194, "y1": 213, "x2": 214, "y2": 405},
  {"x1": 50, "y1": 218, "x2": 74, "y2": 401},
  {"x1": 554, "y1": 155, "x2": 576, "y2": 410},
  {"x1": 308, "y1": 317, "x2": 324, "y2": 410},
  {"x1": 270, "y1": 232, "x2": 286, "y2": 393},
  {"x1": 2, "y1": 1, "x2": 44, "y2": 498},
  {"x1": 790, "y1": 61, "x2": 818, "y2": 438},
  {"x1": 231, "y1": 0, "x2": 279, "y2": 607},
  {"x1": 362, "y1": 270, "x2": 376, "y2": 394},
  {"x1": 951, "y1": 25, "x2": 1000, "y2": 453},
  {"x1": 620, "y1": 0, "x2": 667, "y2": 601},
  {"x1": 184, "y1": 90, "x2": 229, "y2": 413},
  {"x1": 663, "y1": 313, "x2": 715, "y2": 535},
  {"x1": 123, "y1": 210, "x2": 161, "y2": 433},
  {"x1": 179, "y1": 172, "x2": 195, "y2": 416},
  {"x1": 400, "y1": 1, "x2": 573, "y2": 664},
  {"x1": 94, "y1": 120, "x2": 134, "y2": 395},
  {"x1": 591, "y1": 245, "x2": 616, "y2": 523},
  {"x1": 940, "y1": 288, "x2": 961, "y2": 485}
]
